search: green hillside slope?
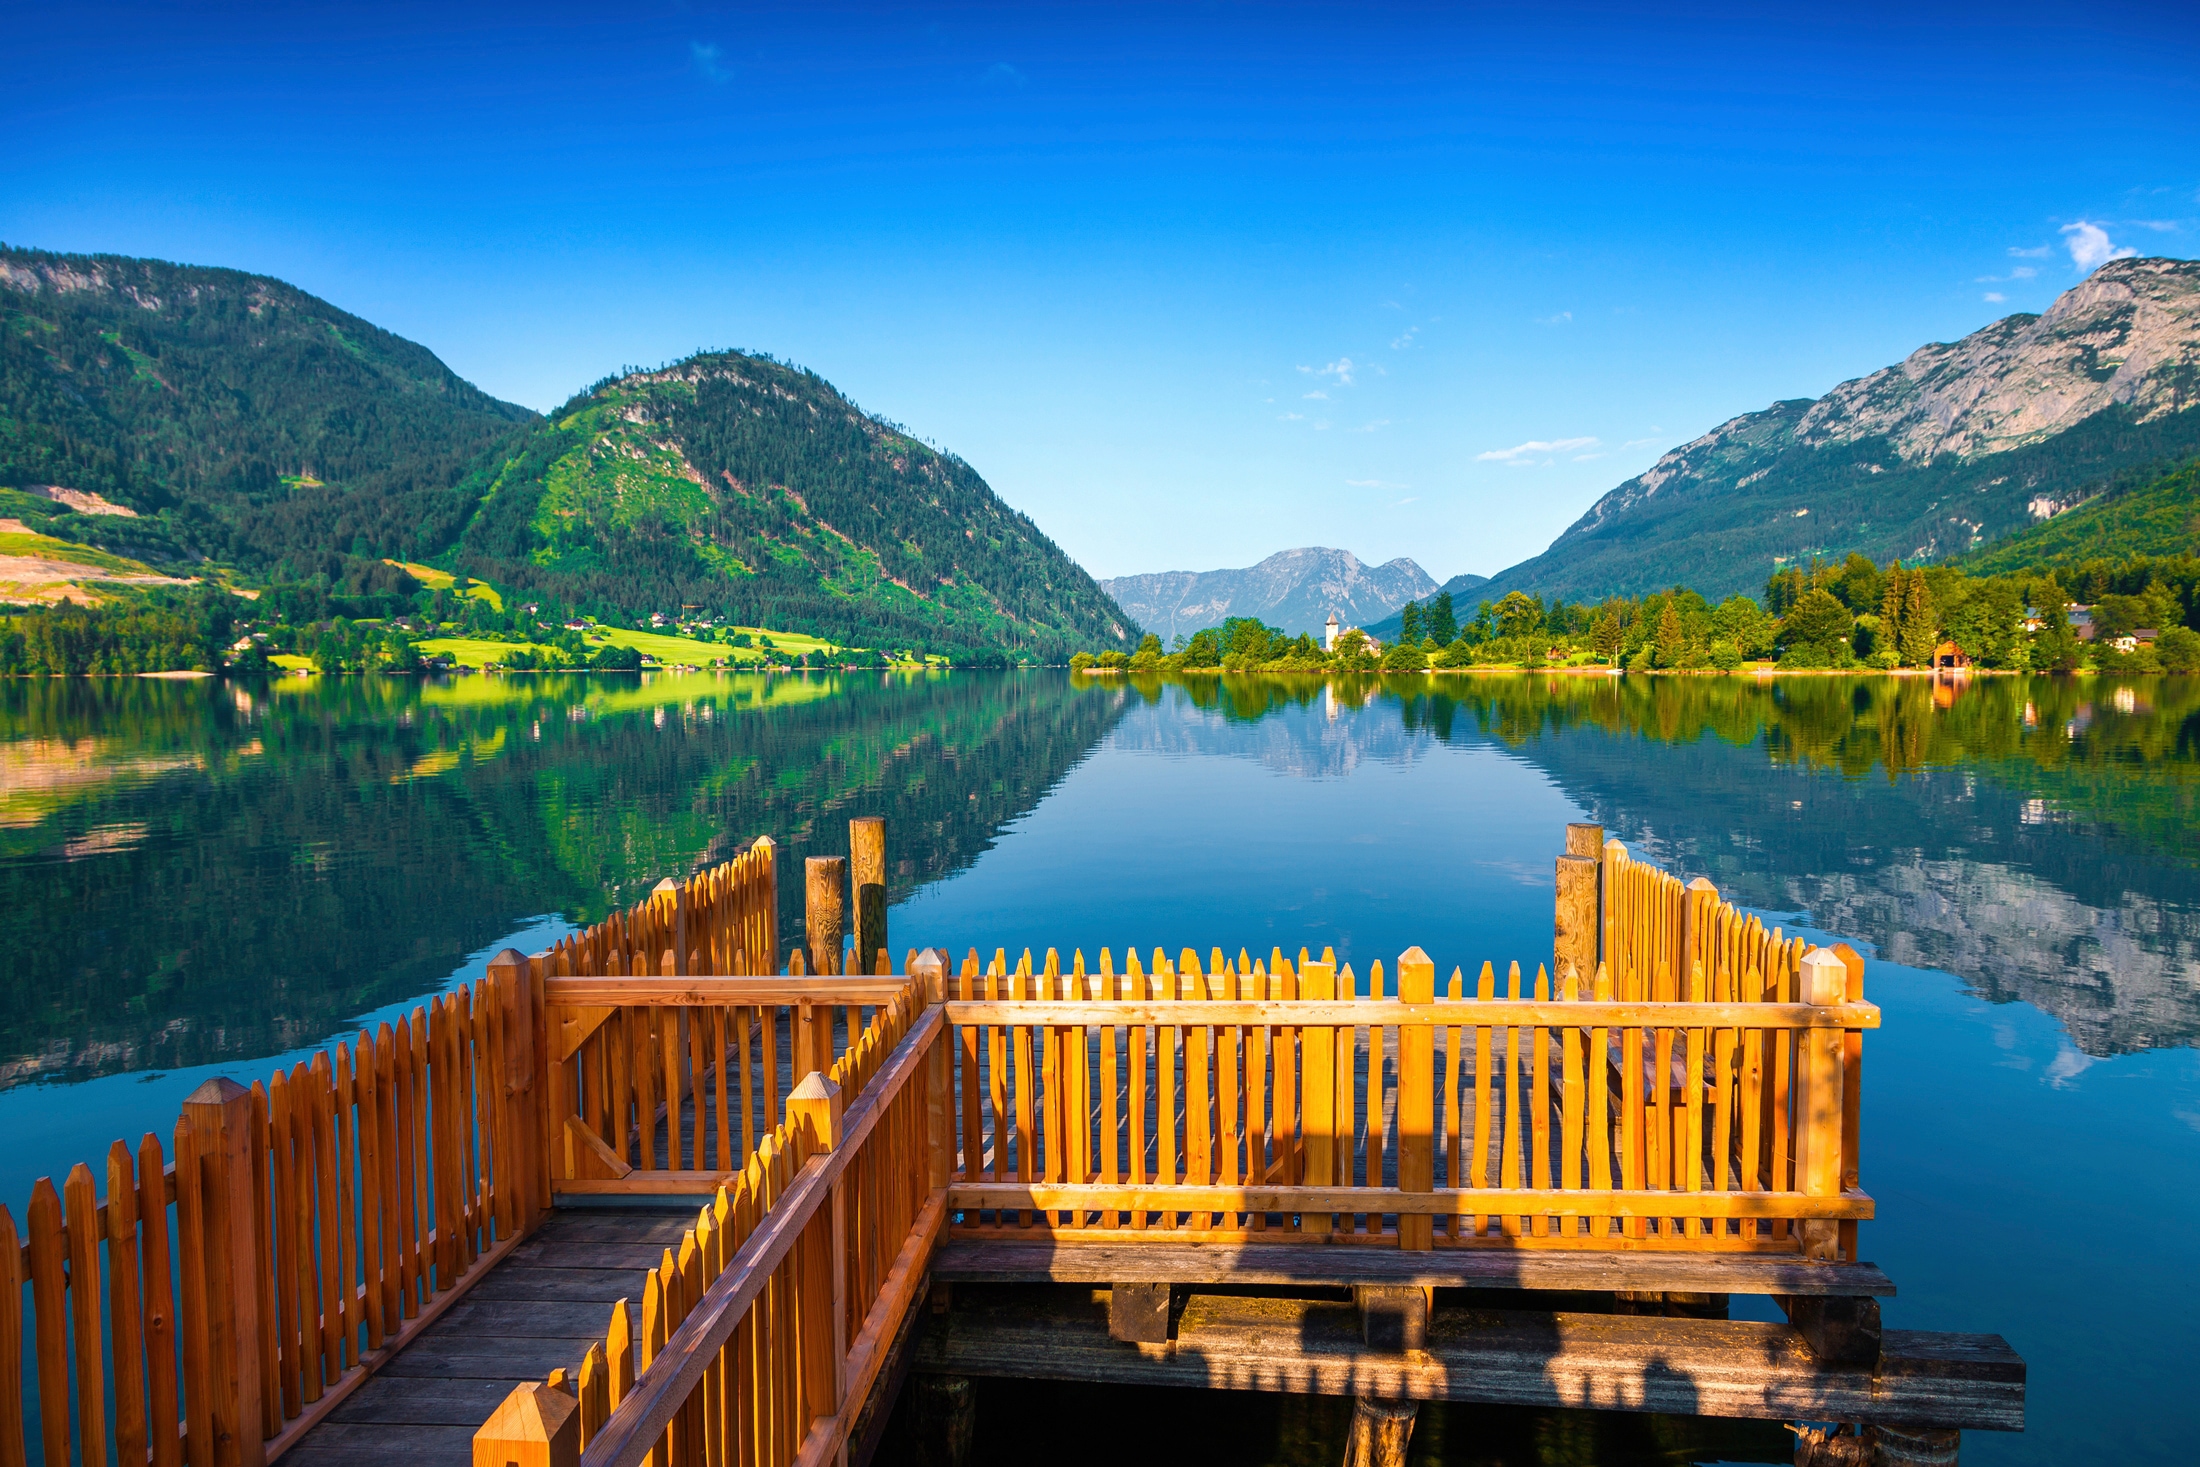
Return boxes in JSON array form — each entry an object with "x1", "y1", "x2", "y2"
[
  {"x1": 1964, "y1": 457, "x2": 2200, "y2": 573},
  {"x1": 1, "y1": 244, "x2": 535, "y2": 571},
  {"x1": 454, "y1": 354, "x2": 1135, "y2": 656}
]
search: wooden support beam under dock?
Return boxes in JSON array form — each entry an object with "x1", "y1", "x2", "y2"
[
  {"x1": 911, "y1": 1285, "x2": 2026, "y2": 1433},
  {"x1": 930, "y1": 1238, "x2": 1898, "y2": 1297}
]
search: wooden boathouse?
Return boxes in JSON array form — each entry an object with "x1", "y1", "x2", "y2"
[{"x1": 0, "y1": 820, "x2": 2023, "y2": 1467}]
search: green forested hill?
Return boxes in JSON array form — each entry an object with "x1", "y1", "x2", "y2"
[
  {"x1": 1964, "y1": 457, "x2": 2200, "y2": 573},
  {"x1": 1, "y1": 247, "x2": 1132, "y2": 655},
  {"x1": 453, "y1": 354, "x2": 1135, "y2": 656},
  {"x1": 0, "y1": 244, "x2": 535, "y2": 570}
]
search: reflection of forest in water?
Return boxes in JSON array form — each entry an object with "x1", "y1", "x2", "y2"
[
  {"x1": 1119, "y1": 671, "x2": 2200, "y2": 1056},
  {"x1": 0, "y1": 672, "x2": 1128, "y2": 1086}
]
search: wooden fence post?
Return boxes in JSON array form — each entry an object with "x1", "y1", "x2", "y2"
[
  {"x1": 181, "y1": 1078, "x2": 268, "y2": 1467},
  {"x1": 805, "y1": 857, "x2": 846, "y2": 978},
  {"x1": 1554, "y1": 855, "x2": 1598, "y2": 991},
  {"x1": 1795, "y1": 949, "x2": 1848, "y2": 1262},
  {"x1": 1299, "y1": 959, "x2": 1337, "y2": 1239},
  {"x1": 913, "y1": 950, "x2": 952, "y2": 1192},
  {"x1": 1395, "y1": 949, "x2": 1436, "y2": 1251},
  {"x1": 652, "y1": 878, "x2": 690, "y2": 978},
  {"x1": 850, "y1": 819, "x2": 887, "y2": 976},
  {"x1": 487, "y1": 950, "x2": 542, "y2": 1234},
  {"x1": 1600, "y1": 840, "x2": 1626, "y2": 986},
  {"x1": 473, "y1": 1381, "x2": 579, "y2": 1467},
  {"x1": 1682, "y1": 877, "x2": 1716, "y2": 986},
  {"x1": 788, "y1": 1073, "x2": 846, "y2": 1447},
  {"x1": 1565, "y1": 822, "x2": 1605, "y2": 968},
  {"x1": 752, "y1": 835, "x2": 780, "y2": 976},
  {"x1": 1834, "y1": 943, "x2": 1866, "y2": 1261}
]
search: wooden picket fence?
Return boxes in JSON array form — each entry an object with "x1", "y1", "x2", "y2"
[
  {"x1": 482, "y1": 975, "x2": 941, "y2": 1467},
  {"x1": 473, "y1": 821, "x2": 1884, "y2": 1467},
  {"x1": 936, "y1": 935, "x2": 1868, "y2": 1257},
  {"x1": 0, "y1": 837, "x2": 783, "y2": 1466}
]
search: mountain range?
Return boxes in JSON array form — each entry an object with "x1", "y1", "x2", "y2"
[
  {"x1": 1421, "y1": 256, "x2": 2200, "y2": 614},
  {"x1": 1, "y1": 245, "x2": 1133, "y2": 655},
  {"x1": 1099, "y1": 547, "x2": 1449, "y2": 639}
]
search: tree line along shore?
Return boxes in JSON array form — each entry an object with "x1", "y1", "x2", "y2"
[{"x1": 1073, "y1": 551, "x2": 2200, "y2": 676}]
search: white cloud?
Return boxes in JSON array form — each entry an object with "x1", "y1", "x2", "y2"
[
  {"x1": 1477, "y1": 436, "x2": 1599, "y2": 463},
  {"x1": 1620, "y1": 435, "x2": 1662, "y2": 449},
  {"x1": 1391, "y1": 325, "x2": 1419, "y2": 349},
  {"x1": 1983, "y1": 291, "x2": 2007, "y2": 303},
  {"x1": 1297, "y1": 357, "x2": 1355, "y2": 385},
  {"x1": 1354, "y1": 420, "x2": 1390, "y2": 433},
  {"x1": 1537, "y1": 311, "x2": 1573, "y2": 326},
  {"x1": 982, "y1": 61, "x2": 1027, "y2": 88},
  {"x1": 691, "y1": 41, "x2": 731, "y2": 83},
  {"x1": 2012, "y1": 265, "x2": 2037, "y2": 279},
  {"x1": 1302, "y1": 390, "x2": 1328, "y2": 400},
  {"x1": 1346, "y1": 478, "x2": 1408, "y2": 489},
  {"x1": 1277, "y1": 412, "x2": 1304, "y2": 422},
  {"x1": 2009, "y1": 244, "x2": 2051, "y2": 258},
  {"x1": 2062, "y1": 221, "x2": 2137, "y2": 271}
]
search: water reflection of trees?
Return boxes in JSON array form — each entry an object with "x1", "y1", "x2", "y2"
[
  {"x1": 0, "y1": 672, "x2": 1126, "y2": 1084},
  {"x1": 1121, "y1": 672, "x2": 2200, "y2": 1054}
]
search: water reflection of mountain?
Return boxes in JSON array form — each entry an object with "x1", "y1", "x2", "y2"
[
  {"x1": 0, "y1": 672, "x2": 1125, "y2": 1085},
  {"x1": 1414, "y1": 675, "x2": 2200, "y2": 1056},
  {"x1": 1107, "y1": 680, "x2": 1435, "y2": 780}
]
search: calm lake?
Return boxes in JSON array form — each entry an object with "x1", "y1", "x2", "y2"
[{"x1": 3, "y1": 670, "x2": 2195, "y2": 1465}]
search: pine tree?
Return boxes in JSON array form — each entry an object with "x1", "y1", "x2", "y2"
[
  {"x1": 1427, "y1": 591, "x2": 1457, "y2": 646},
  {"x1": 1399, "y1": 601, "x2": 1424, "y2": 644},
  {"x1": 1899, "y1": 574, "x2": 1938, "y2": 667},
  {"x1": 1592, "y1": 606, "x2": 1625, "y2": 663},
  {"x1": 1880, "y1": 562, "x2": 1908, "y2": 653},
  {"x1": 1653, "y1": 603, "x2": 1686, "y2": 667}
]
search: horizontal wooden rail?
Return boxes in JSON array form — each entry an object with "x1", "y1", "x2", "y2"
[
  {"x1": 545, "y1": 976, "x2": 912, "y2": 1005},
  {"x1": 579, "y1": 1005, "x2": 946, "y2": 1467},
  {"x1": 943, "y1": 999, "x2": 1882, "y2": 1029},
  {"x1": 949, "y1": 1183, "x2": 1877, "y2": 1220}
]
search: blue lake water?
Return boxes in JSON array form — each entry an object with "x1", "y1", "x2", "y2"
[{"x1": 3, "y1": 670, "x2": 2194, "y2": 1464}]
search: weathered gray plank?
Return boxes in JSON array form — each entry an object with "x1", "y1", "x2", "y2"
[
  {"x1": 327, "y1": 1375, "x2": 528, "y2": 1426},
  {"x1": 912, "y1": 1288, "x2": 2023, "y2": 1431},
  {"x1": 503, "y1": 1240, "x2": 671, "y2": 1271},
  {"x1": 461, "y1": 1265, "x2": 655, "y2": 1302},
  {"x1": 280, "y1": 1423, "x2": 478, "y2": 1467},
  {"x1": 431, "y1": 1298, "x2": 629, "y2": 1338},
  {"x1": 929, "y1": 1240, "x2": 1897, "y2": 1297},
  {"x1": 376, "y1": 1337, "x2": 604, "y2": 1379}
]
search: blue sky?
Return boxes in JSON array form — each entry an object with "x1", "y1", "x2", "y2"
[{"x1": 5, "y1": 2, "x2": 2197, "y2": 583}]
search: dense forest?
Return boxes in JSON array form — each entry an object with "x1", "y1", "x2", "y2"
[
  {"x1": 0, "y1": 245, "x2": 535, "y2": 571},
  {"x1": 2, "y1": 248, "x2": 1139, "y2": 658},
  {"x1": 455, "y1": 354, "x2": 1135, "y2": 658}
]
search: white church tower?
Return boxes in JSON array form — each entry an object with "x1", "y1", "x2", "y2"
[{"x1": 1323, "y1": 611, "x2": 1341, "y2": 652}]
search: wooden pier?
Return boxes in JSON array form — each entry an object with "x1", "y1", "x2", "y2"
[{"x1": 0, "y1": 820, "x2": 2023, "y2": 1467}]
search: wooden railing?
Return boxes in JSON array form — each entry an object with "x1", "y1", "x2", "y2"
[
  {"x1": 480, "y1": 978, "x2": 944, "y2": 1467},
  {"x1": 938, "y1": 939, "x2": 1870, "y2": 1257},
  {"x1": 0, "y1": 953, "x2": 546, "y2": 1467},
  {"x1": 0, "y1": 837, "x2": 784, "y2": 1466},
  {"x1": 475, "y1": 822, "x2": 1883, "y2": 1465}
]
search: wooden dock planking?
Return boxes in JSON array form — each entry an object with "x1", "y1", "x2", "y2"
[
  {"x1": 929, "y1": 1238, "x2": 1897, "y2": 1296},
  {"x1": 913, "y1": 1285, "x2": 2025, "y2": 1432},
  {"x1": 279, "y1": 1208, "x2": 678, "y2": 1467}
]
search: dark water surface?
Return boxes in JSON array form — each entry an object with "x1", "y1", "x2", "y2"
[{"x1": 3, "y1": 669, "x2": 2195, "y2": 1465}]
